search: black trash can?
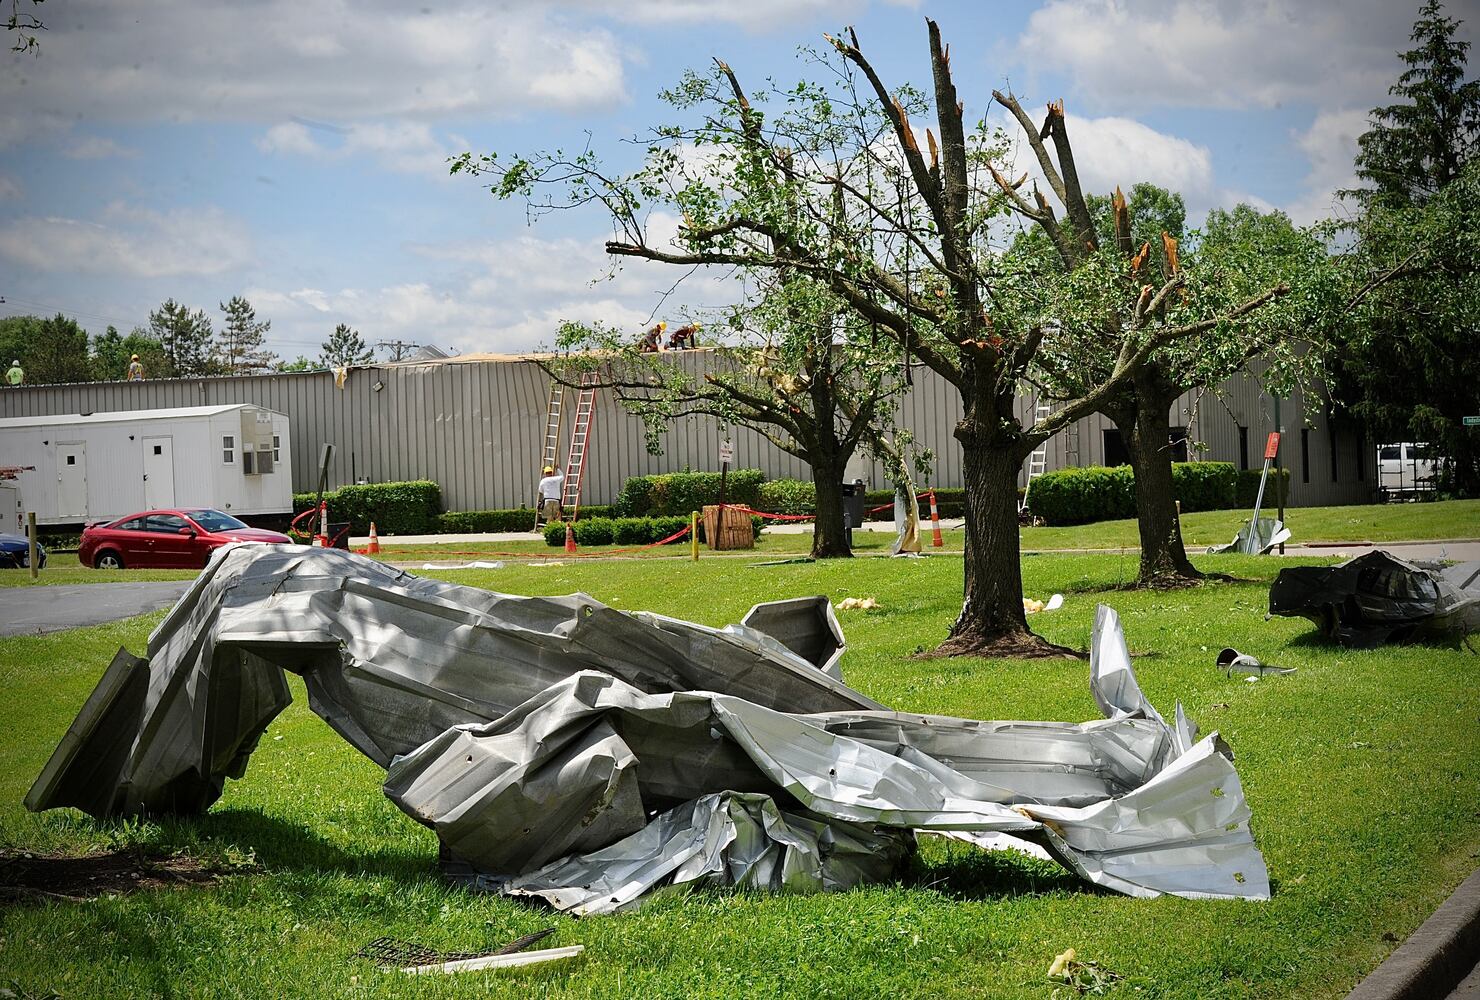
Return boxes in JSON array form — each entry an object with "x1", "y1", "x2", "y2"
[{"x1": 840, "y1": 479, "x2": 867, "y2": 545}]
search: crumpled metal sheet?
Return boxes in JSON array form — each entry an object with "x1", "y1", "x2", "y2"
[
  {"x1": 1269, "y1": 549, "x2": 1480, "y2": 645},
  {"x1": 28, "y1": 544, "x2": 1270, "y2": 910},
  {"x1": 1208, "y1": 516, "x2": 1291, "y2": 555}
]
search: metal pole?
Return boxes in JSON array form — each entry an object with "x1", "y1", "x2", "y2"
[
  {"x1": 26, "y1": 511, "x2": 37, "y2": 580},
  {"x1": 690, "y1": 511, "x2": 699, "y2": 562},
  {"x1": 1273, "y1": 396, "x2": 1286, "y2": 554}
]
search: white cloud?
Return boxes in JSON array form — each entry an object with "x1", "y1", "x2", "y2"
[
  {"x1": 258, "y1": 119, "x2": 459, "y2": 176},
  {"x1": 0, "y1": 202, "x2": 254, "y2": 278},
  {"x1": 1017, "y1": 0, "x2": 1440, "y2": 111},
  {"x1": 565, "y1": 0, "x2": 869, "y2": 31},
  {"x1": 1286, "y1": 108, "x2": 1369, "y2": 224},
  {"x1": 0, "y1": 175, "x2": 20, "y2": 200},
  {"x1": 0, "y1": 1, "x2": 629, "y2": 139},
  {"x1": 63, "y1": 136, "x2": 138, "y2": 160}
]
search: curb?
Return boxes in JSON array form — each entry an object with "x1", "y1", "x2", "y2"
[{"x1": 1347, "y1": 868, "x2": 1480, "y2": 1000}]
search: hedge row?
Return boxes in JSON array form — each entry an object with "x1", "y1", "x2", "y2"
[
  {"x1": 751, "y1": 479, "x2": 969, "y2": 519},
  {"x1": 541, "y1": 514, "x2": 765, "y2": 547},
  {"x1": 1027, "y1": 463, "x2": 1242, "y2": 526},
  {"x1": 292, "y1": 480, "x2": 442, "y2": 535},
  {"x1": 435, "y1": 505, "x2": 614, "y2": 533},
  {"x1": 1236, "y1": 468, "x2": 1293, "y2": 508},
  {"x1": 614, "y1": 469, "x2": 765, "y2": 517}
]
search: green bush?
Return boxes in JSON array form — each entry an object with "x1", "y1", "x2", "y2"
[
  {"x1": 756, "y1": 478, "x2": 815, "y2": 515},
  {"x1": 614, "y1": 469, "x2": 765, "y2": 516},
  {"x1": 435, "y1": 504, "x2": 614, "y2": 533},
  {"x1": 543, "y1": 515, "x2": 695, "y2": 547},
  {"x1": 1027, "y1": 462, "x2": 1243, "y2": 525},
  {"x1": 292, "y1": 480, "x2": 441, "y2": 535},
  {"x1": 1236, "y1": 468, "x2": 1292, "y2": 508}
]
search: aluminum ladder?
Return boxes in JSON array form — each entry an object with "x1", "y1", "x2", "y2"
[
  {"x1": 1020, "y1": 400, "x2": 1053, "y2": 513},
  {"x1": 560, "y1": 372, "x2": 600, "y2": 521},
  {"x1": 532, "y1": 382, "x2": 566, "y2": 529}
]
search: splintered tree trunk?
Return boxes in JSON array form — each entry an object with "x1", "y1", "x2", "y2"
[
  {"x1": 1117, "y1": 384, "x2": 1202, "y2": 587},
  {"x1": 935, "y1": 439, "x2": 1074, "y2": 658},
  {"x1": 810, "y1": 463, "x2": 852, "y2": 559}
]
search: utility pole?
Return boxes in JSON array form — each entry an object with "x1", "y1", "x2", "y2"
[{"x1": 375, "y1": 340, "x2": 418, "y2": 362}]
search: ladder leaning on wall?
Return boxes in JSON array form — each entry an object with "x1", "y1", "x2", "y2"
[
  {"x1": 1020, "y1": 399, "x2": 1053, "y2": 514},
  {"x1": 559, "y1": 372, "x2": 600, "y2": 522},
  {"x1": 532, "y1": 382, "x2": 566, "y2": 530}
]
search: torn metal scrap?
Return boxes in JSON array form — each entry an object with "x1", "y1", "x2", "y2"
[
  {"x1": 1208, "y1": 517, "x2": 1291, "y2": 555},
  {"x1": 27, "y1": 545, "x2": 1270, "y2": 911},
  {"x1": 1269, "y1": 549, "x2": 1480, "y2": 645},
  {"x1": 1216, "y1": 648, "x2": 1296, "y2": 677}
]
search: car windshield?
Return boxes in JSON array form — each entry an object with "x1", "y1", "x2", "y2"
[{"x1": 186, "y1": 510, "x2": 249, "y2": 532}]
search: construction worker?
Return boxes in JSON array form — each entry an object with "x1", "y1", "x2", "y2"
[
  {"x1": 667, "y1": 323, "x2": 700, "y2": 350},
  {"x1": 125, "y1": 354, "x2": 145, "y2": 381},
  {"x1": 4, "y1": 360, "x2": 22, "y2": 386},
  {"x1": 537, "y1": 465, "x2": 564, "y2": 525},
  {"x1": 638, "y1": 322, "x2": 666, "y2": 353}
]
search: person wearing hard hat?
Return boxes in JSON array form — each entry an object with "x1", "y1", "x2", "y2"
[
  {"x1": 537, "y1": 465, "x2": 564, "y2": 525},
  {"x1": 4, "y1": 360, "x2": 22, "y2": 386},
  {"x1": 125, "y1": 354, "x2": 145, "y2": 381},
  {"x1": 638, "y1": 322, "x2": 666, "y2": 353},
  {"x1": 668, "y1": 323, "x2": 700, "y2": 350}
]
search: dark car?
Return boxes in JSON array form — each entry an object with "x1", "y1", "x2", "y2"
[
  {"x1": 79, "y1": 509, "x2": 292, "y2": 569},
  {"x1": 0, "y1": 532, "x2": 46, "y2": 569}
]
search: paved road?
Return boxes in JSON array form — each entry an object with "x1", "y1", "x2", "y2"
[{"x1": 0, "y1": 581, "x2": 193, "y2": 637}]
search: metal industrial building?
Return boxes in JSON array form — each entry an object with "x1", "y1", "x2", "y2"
[{"x1": 0, "y1": 352, "x2": 1371, "y2": 513}]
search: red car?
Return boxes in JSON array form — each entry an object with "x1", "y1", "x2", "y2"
[{"x1": 80, "y1": 508, "x2": 292, "y2": 569}]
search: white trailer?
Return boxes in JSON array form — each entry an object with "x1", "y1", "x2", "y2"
[{"x1": 0, "y1": 404, "x2": 292, "y2": 526}]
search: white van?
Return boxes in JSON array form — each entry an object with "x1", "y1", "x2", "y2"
[{"x1": 1376, "y1": 442, "x2": 1438, "y2": 497}]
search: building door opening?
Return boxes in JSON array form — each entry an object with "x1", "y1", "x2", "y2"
[
  {"x1": 143, "y1": 436, "x2": 176, "y2": 509},
  {"x1": 1102, "y1": 429, "x2": 1130, "y2": 467},
  {"x1": 56, "y1": 442, "x2": 88, "y2": 519}
]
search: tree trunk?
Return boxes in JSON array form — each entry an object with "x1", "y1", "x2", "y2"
[
  {"x1": 1111, "y1": 377, "x2": 1203, "y2": 587},
  {"x1": 810, "y1": 461, "x2": 852, "y2": 559},
  {"x1": 934, "y1": 438, "x2": 1075, "y2": 658}
]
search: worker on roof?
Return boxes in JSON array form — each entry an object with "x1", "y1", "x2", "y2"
[
  {"x1": 4, "y1": 360, "x2": 22, "y2": 386},
  {"x1": 537, "y1": 465, "x2": 564, "y2": 525},
  {"x1": 638, "y1": 322, "x2": 666, "y2": 353},
  {"x1": 667, "y1": 323, "x2": 700, "y2": 350},
  {"x1": 125, "y1": 354, "x2": 145, "y2": 381}
]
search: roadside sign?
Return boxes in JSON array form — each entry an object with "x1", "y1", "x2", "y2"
[
  {"x1": 1464, "y1": 416, "x2": 1480, "y2": 427},
  {"x1": 1263, "y1": 432, "x2": 1281, "y2": 460},
  {"x1": 719, "y1": 440, "x2": 734, "y2": 464}
]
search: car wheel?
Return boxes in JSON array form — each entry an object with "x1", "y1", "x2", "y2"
[{"x1": 94, "y1": 550, "x2": 125, "y2": 570}]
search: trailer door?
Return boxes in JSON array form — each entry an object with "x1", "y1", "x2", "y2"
[
  {"x1": 143, "y1": 435, "x2": 176, "y2": 509},
  {"x1": 56, "y1": 442, "x2": 87, "y2": 519}
]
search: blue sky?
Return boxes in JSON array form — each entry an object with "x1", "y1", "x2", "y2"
[{"x1": 0, "y1": 0, "x2": 1471, "y2": 361}]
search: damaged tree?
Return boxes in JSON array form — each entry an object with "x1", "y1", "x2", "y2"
[
  {"x1": 455, "y1": 21, "x2": 1292, "y2": 656},
  {"x1": 546, "y1": 275, "x2": 903, "y2": 559}
]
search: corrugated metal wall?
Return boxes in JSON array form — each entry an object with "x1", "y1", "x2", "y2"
[{"x1": 0, "y1": 355, "x2": 1372, "y2": 511}]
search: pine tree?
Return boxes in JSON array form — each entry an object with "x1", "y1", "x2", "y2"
[
  {"x1": 147, "y1": 299, "x2": 215, "y2": 377},
  {"x1": 319, "y1": 323, "x2": 374, "y2": 368},
  {"x1": 1346, "y1": 0, "x2": 1479, "y2": 210},
  {"x1": 215, "y1": 296, "x2": 279, "y2": 375}
]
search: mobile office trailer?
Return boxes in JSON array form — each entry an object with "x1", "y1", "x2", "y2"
[{"x1": 0, "y1": 404, "x2": 292, "y2": 527}]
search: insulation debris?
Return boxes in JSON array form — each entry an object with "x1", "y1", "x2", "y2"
[
  {"x1": 27, "y1": 545, "x2": 1270, "y2": 912},
  {"x1": 1269, "y1": 550, "x2": 1480, "y2": 645}
]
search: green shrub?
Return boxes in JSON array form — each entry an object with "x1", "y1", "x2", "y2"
[
  {"x1": 435, "y1": 504, "x2": 614, "y2": 533},
  {"x1": 756, "y1": 478, "x2": 816, "y2": 515},
  {"x1": 1028, "y1": 462, "x2": 1244, "y2": 525},
  {"x1": 1236, "y1": 468, "x2": 1292, "y2": 508},
  {"x1": 292, "y1": 480, "x2": 441, "y2": 534},
  {"x1": 543, "y1": 515, "x2": 696, "y2": 547},
  {"x1": 614, "y1": 469, "x2": 765, "y2": 516}
]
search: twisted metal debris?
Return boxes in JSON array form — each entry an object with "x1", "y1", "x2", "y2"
[{"x1": 27, "y1": 545, "x2": 1270, "y2": 911}]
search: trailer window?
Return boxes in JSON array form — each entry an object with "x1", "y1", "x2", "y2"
[
  {"x1": 272, "y1": 435, "x2": 281, "y2": 462},
  {"x1": 222, "y1": 435, "x2": 235, "y2": 464}
]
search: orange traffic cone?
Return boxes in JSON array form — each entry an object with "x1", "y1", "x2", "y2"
[
  {"x1": 367, "y1": 522, "x2": 380, "y2": 555},
  {"x1": 928, "y1": 490, "x2": 944, "y2": 548},
  {"x1": 564, "y1": 522, "x2": 578, "y2": 554}
]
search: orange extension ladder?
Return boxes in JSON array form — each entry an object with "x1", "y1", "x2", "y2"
[{"x1": 560, "y1": 372, "x2": 600, "y2": 522}]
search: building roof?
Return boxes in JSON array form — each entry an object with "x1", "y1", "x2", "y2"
[{"x1": 0, "y1": 403, "x2": 280, "y2": 429}]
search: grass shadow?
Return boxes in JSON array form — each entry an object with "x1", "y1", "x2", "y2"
[{"x1": 905, "y1": 842, "x2": 1089, "y2": 901}]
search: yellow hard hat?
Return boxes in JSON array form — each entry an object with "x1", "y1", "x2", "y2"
[
  {"x1": 543, "y1": 466, "x2": 555, "y2": 474},
  {"x1": 658, "y1": 322, "x2": 667, "y2": 331},
  {"x1": 130, "y1": 354, "x2": 139, "y2": 361}
]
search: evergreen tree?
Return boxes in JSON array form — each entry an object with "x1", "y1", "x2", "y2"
[
  {"x1": 276, "y1": 355, "x2": 320, "y2": 372},
  {"x1": 1347, "y1": 0, "x2": 1479, "y2": 210},
  {"x1": 91, "y1": 325, "x2": 172, "y2": 381},
  {"x1": 215, "y1": 296, "x2": 278, "y2": 375},
  {"x1": 1333, "y1": 0, "x2": 1480, "y2": 496},
  {"x1": 0, "y1": 314, "x2": 92, "y2": 384},
  {"x1": 319, "y1": 323, "x2": 373, "y2": 368},
  {"x1": 148, "y1": 299, "x2": 215, "y2": 376}
]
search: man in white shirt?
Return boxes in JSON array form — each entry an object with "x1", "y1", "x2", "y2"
[{"x1": 537, "y1": 466, "x2": 564, "y2": 525}]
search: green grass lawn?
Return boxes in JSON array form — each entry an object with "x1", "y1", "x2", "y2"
[{"x1": 1, "y1": 552, "x2": 1477, "y2": 998}]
